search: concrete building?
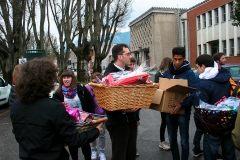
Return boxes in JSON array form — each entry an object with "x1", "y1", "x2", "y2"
[
  {"x1": 180, "y1": 0, "x2": 240, "y2": 66},
  {"x1": 129, "y1": 7, "x2": 187, "y2": 68}
]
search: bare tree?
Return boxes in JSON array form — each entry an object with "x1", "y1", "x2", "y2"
[
  {"x1": 27, "y1": 0, "x2": 46, "y2": 49},
  {"x1": 0, "y1": 0, "x2": 28, "y2": 82},
  {"x1": 92, "y1": 0, "x2": 133, "y2": 73},
  {"x1": 47, "y1": 0, "x2": 72, "y2": 74}
]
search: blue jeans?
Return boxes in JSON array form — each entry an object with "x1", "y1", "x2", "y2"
[
  {"x1": 166, "y1": 112, "x2": 191, "y2": 160},
  {"x1": 193, "y1": 112, "x2": 204, "y2": 151},
  {"x1": 193, "y1": 127, "x2": 204, "y2": 151},
  {"x1": 203, "y1": 133, "x2": 236, "y2": 160}
]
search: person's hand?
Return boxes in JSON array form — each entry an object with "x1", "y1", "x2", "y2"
[
  {"x1": 171, "y1": 103, "x2": 181, "y2": 115},
  {"x1": 96, "y1": 123, "x2": 103, "y2": 133},
  {"x1": 123, "y1": 108, "x2": 139, "y2": 113}
]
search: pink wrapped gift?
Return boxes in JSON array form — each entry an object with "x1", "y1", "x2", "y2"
[{"x1": 65, "y1": 107, "x2": 80, "y2": 122}]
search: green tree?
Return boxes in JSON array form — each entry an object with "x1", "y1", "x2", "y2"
[{"x1": 232, "y1": 0, "x2": 240, "y2": 26}]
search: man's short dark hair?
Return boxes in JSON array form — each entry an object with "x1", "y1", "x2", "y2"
[
  {"x1": 212, "y1": 52, "x2": 225, "y2": 61},
  {"x1": 112, "y1": 44, "x2": 129, "y2": 62},
  {"x1": 195, "y1": 54, "x2": 214, "y2": 67},
  {"x1": 130, "y1": 57, "x2": 136, "y2": 63},
  {"x1": 172, "y1": 47, "x2": 185, "y2": 58}
]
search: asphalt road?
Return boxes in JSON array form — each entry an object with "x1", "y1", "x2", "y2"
[{"x1": 1, "y1": 105, "x2": 240, "y2": 160}]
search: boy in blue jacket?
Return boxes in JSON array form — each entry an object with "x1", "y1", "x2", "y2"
[
  {"x1": 162, "y1": 47, "x2": 197, "y2": 160},
  {"x1": 194, "y1": 54, "x2": 236, "y2": 160}
]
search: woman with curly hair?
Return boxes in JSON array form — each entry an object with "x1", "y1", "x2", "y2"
[
  {"x1": 53, "y1": 69, "x2": 96, "y2": 160},
  {"x1": 10, "y1": 58, "x2": 102, "y2": 160}
]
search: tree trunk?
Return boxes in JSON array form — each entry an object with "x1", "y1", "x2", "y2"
[{"x1": 77, "y1": 56, "x2": 89, "y2": 83}]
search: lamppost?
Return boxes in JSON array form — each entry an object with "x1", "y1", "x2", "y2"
[{"x1": 181, "y1": 18, "x2": 190, "y2": 63}]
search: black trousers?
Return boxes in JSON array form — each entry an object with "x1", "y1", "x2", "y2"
[
  {"x1": 69, "y1": 143, "x2": 91, "y2": 160},
  {"x1": 160, "y1": 112, "x2": 167, "y2": 142},
  {"x1": 106, "y1": 121, "x2": 137, "y2": 160}
]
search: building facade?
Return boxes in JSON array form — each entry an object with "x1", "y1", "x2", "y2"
[
  {"x1": 180, "y1": 0, "x2": 240, "y2": 66},
  {"x1": 129, "y1": 7, "x2": 187, "y2": 68}
]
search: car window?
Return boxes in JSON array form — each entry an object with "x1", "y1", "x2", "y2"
[{"x1": 229, "y1": 66, "x2": 240, "y2": 77}]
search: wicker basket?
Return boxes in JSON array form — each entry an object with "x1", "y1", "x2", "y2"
[
  {"x1": 75, "y1": 114, "x2": 107, "y2": 133},
  {"x1": 195, "y1": 107, "x2": 237, "y2": 136},
  {"x1": 88, "y1": 83, "x2": 159, "y2": 111}
]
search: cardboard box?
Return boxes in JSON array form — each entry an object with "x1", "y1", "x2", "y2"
[{"x1": 150, "y1": 78, "x2": 196, "y2": 114}]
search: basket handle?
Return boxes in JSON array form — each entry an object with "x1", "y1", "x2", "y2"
[{"x1": 88, "y1": 83, "x2": 104, "y2": 87}]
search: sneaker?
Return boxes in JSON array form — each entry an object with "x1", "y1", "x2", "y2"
[
  {"x1": 91, "y1": 151, "x2": 97, "y2": 160},
  {"x1": 99, "y1": 152, "x2": 106, "y2": 160},
  {"x1": 193, "y1": 149, "x2": 203, "y2": 157},
  {"x1": 136, "y1": 149, "x2": 139, "y2": 156},
  {"x1": 159, "y1": 141, "x2": 171, "y2": 150}
]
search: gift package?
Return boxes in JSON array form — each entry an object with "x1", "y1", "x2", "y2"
[{"x1": 195, "y1": 97, "x2": 240, "y2": 136}]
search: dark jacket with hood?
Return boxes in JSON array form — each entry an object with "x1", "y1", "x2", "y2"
[
  {"x1": 53, "y1": 84, "x2": 95, "y2": 113},
  {"x1": 103, "y1": 63, "x2": 139, "y2": 126},
  {"x1": 194, "y1": 67, "x2": 231, "y2": 105},
  {"x1": 163, "y1": 61, "x2": 197, "y2": 113}
]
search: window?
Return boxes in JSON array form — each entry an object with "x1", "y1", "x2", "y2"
[
  {"x1": 209, "y1": 11, "x2": 212, "y2": 26},
  {"x1": 230, "y1": 39, "x2": 234, "y2": 55},
  {"x1": 203, "y1": 44, "x2": 207, "y2": 54},
  {"x1": 222, "y1": 40, "x2": 226, "y2": 54},
  {"x1": 197, "y1": 16, "x2": 201, "y2": 29},
  {"x1": 203, "y1": 13, "x2": 206, "y2": 28},
  {"x1": 222, "y1": 5, "x2": 226, "y2": 22},
  {"x1": 198, "y1": 45, "x2": 202, "y2": 55},
  {"x1": 215, "y1": 8, "x2": 219, "y2": 24}
]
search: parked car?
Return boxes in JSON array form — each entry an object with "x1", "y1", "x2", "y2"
[
  {"x1": 0, "y1": 77, "x2": 11, "y2": 106},
  {"x1": 222, "y1": 64, "x2": 240, "y2": 84}
]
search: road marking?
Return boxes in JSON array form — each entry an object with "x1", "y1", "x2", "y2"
[{"x1": 0, "y1": 109, "x2": 10, "y2": 117}]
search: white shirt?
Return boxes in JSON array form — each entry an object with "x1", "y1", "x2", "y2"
[{"x1": 64, "y1": 94, "x2": 83, "y2": 110}]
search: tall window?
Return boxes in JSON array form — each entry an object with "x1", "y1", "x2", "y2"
[
  {"x1": 197, "y1": 16, "x2": 201, "y2": 29},
  {"x1": 198, "y1": 45, "x2": 202, "y2": 55},
  {"x1": 222, "y1": 40, "x2": 226, "y2": 54},
  {"x1": 222, "y1": 5, "x2": 226, "y2": 22},
  {"x1": 203, "y1": 13, "x2": 206, "y2": 28},
  {"x1": 209, "y1": 11, "x2": 212, "y2": 26},
  {"x1": 215, "y1": 8, "x2": 219, "y2": 24},
  {"x1": 229, "y1": 2, "x2": 233, "y2": 20},
  {"x1": 230, "y1": 39, "x2": 234, "y2": 55},
  {"x1": 203, "y1": 44, "x2": 207, "y2": 54}
]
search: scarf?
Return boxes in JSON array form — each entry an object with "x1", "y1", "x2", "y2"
[
  {"x1": 199, "y1": 62, "x2": 219, "y2": 79},
  {"x1": 169, "y1": 62, "x2": 189, "y2": 75},
  {"x1": 62, "y1": 85, "x2": 77, "y2": 98}
]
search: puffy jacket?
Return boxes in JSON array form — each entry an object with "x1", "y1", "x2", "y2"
[
  {"x1": 163, "y1": 61, "x2": 197, "y2": 112},
  {"x1": 10, "y1": 98, "x2": 99, "y2": 160}
]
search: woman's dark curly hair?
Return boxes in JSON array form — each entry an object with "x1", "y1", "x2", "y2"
[
  {"x1": 15, "y1": 58, "x2": 58, "y2": 103},
  {"x1": 55, "y1": 69, "x2": 78, "y2": 94}
]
